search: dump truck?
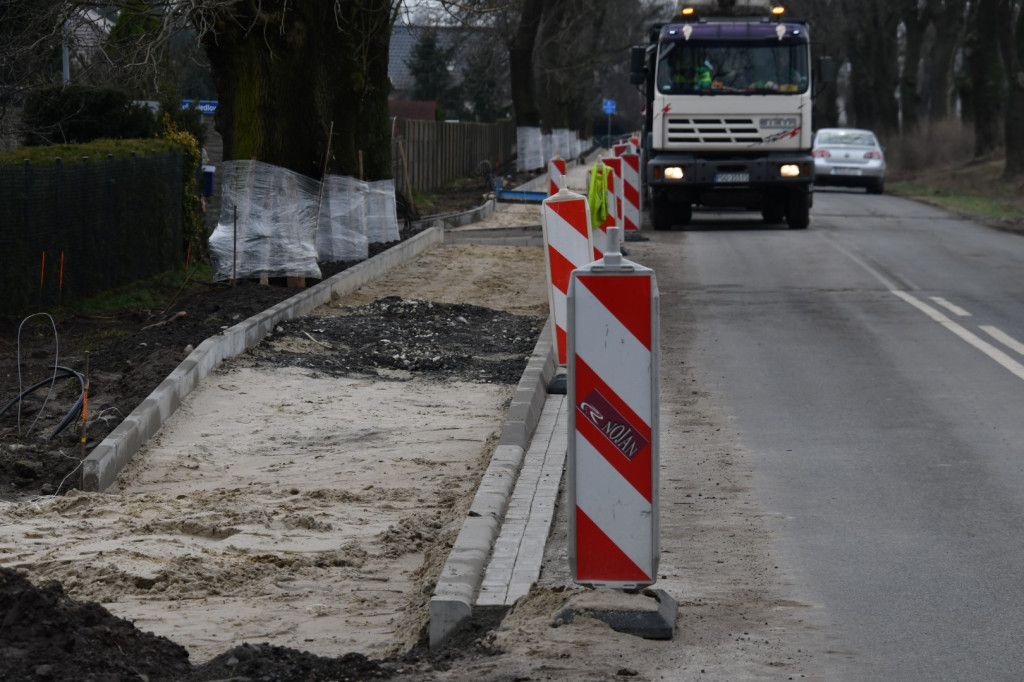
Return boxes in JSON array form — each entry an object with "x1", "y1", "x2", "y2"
[{"x1": 630, "y1": 0, "x2": 832, "y2": 229}]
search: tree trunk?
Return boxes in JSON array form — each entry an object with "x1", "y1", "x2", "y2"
[
  {"x1": 843, "y1": 0, "x2": 900, "y2": 135},
  {"x1": 899, "y1": 0, "x2": 925, "y2": 135},
  {"x1": 509, "y1": 0, "x2": 545, "y2": 127},
  {"x1": 925, "y1": 0, "x2": 967, "y2": 122},
  {"x1": 965, "y1": 0, "x2": 1004, "y2": 157},
  {"x1": 198, "y1": 1, "x2": 395, "y2": 181},
  {"x1": 999, "y1": 0, "x2": 1024, "y2": 177}
]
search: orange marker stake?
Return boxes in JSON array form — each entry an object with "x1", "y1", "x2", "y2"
[{"x1": 81, "y1": 352, "x2": 90, "y2": 453}]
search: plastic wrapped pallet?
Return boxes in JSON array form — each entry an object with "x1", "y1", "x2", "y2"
[
  {"x1": 318, "y1": 175, "x2": 369, "y2": 263},
  {"x1": 516, "y1": 126, "x2": 544, "y2": 171},
  {"x1": 365, "y1": 179, "x2": 400, "y2": 244},
  {"x1": 209, "y1": 160, "x2": 321, "y2": 282}
]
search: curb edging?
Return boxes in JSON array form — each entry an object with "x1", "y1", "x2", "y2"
[{"x1": 429, "y1": 319, "x2": 558, "y2": 650}]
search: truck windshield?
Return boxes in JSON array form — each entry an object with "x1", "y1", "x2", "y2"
[{"x1": 656, "y1": 40, "x2": 809, "y2": 95}]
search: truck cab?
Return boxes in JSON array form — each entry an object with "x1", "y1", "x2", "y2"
[{"x1": 631, "y1": 0, "x2": 823, "y2": 230}]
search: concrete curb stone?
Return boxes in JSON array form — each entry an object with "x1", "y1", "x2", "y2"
[{"x1": 430, "y1": 319, "x2": 557, "y2": 650}]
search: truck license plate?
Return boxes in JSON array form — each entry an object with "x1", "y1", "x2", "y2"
[{"x1": 714, "y1": 172, "x2": 749, "y2": 183}]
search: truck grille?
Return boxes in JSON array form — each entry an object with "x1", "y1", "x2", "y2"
[{"x1": 666, "y1": 116, "x2": 762, "y2": 144}]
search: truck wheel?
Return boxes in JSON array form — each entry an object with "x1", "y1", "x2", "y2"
[
  {"x1": 786, "y1": 190, "x2": 810, "y2": 230},
  {"x1": 677, "y1": 201, "x2": 693, "y2": 226},
  {"x1": 761, "y1": 199, "x2": 785, "y2": 225},
  {"x1": 651, "y1": 198, "x2": 675, "y2": 230}
]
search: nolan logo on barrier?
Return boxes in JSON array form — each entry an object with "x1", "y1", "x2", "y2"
[{"x1": 577, "y1": 388, "x2": 648, "y2": 461}]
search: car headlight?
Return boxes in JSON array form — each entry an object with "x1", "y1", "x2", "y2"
[{"x1": 664, "y1": 166, "x2": 684, "y2": 180}]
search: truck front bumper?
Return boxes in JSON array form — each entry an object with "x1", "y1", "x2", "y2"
[{"x1": 647, "y1": 152, "x2": 814, "y2": 190}]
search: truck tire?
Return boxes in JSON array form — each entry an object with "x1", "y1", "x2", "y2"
[
  {"x1": 761, "y1": 198, "x2": 785, "y2": 225},
  {"x1": 786, "y1": 189, "x2": 810, "y2": 230},
  {"x1": 651, "y1": 200, "x2": 672, "y2": 231},
  {"x1": 651, "y1": 195, "x2": 690, "y2": 230}
]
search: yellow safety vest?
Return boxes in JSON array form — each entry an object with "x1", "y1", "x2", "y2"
[{"x1": 588, "y1": 163, "x2": 609, "y2": 228}]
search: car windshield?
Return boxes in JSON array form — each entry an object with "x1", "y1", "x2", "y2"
[
  {"x1": 656, "y1": 40, "x2": 809, "y2": 94},
  {"x1": 816, "y1": 131, "x2": 876, "y2": 146}
]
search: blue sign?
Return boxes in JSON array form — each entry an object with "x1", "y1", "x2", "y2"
[
  {"x1": 602, "y1": 99, "x2": 616, "y2": 115},
  {"x1": 181, "y1": 100, "x2": 218, "y2": 115}
]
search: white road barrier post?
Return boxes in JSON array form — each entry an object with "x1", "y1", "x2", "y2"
[
  {"x1": 548, "y1": 156, "x2": 567, "y2": 196},
  {"x1": 620, "y1": 153, "x2": 642, "y2": 235},
  {"x1": 541, "y1": 188, "x2": 597, "y2": 376},
  {"x1": 567, "y1": 226, "x2": 660, "y2": 587}
]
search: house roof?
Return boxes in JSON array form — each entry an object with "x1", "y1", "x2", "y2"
[
  {"x1": 388, "y1": 100, "x2": 436, "y2": 120},
  {"x1": 389, "y1": 24, "x2": 468, "y2": 93}
]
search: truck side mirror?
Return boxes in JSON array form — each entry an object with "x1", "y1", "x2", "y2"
[
  {"x1": 630, "y1": 46, "x2": 646, "y2": 85},
  {"x1": 817, "y1": 56, "x2": 835, "y2": 85}
]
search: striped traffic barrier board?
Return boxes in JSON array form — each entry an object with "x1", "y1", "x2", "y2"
[
  {"x1": 620, "y1": 153, "x2": 642, "y2": 233},
  {"x1": 548, "y1": 156, "x2": 567, "y2": 196},
  {"x1": 541, "y1": 189, "x2": 597, "y2": 366},
  {"x1": 568, "y1": 227, "x2": 660, "y2": 587}
]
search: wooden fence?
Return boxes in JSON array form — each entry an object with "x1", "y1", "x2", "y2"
[{"x1": 391, "y1": 118, "x2": 517, "y2": 195}]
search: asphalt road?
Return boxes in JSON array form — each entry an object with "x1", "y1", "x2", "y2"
[{"x1": 644, "y1": 189, "x2": 1024, "y2": 680}]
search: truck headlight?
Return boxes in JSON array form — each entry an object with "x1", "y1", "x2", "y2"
[
  {"x1": 779, "y1": 164, "x2": 800, "y2": 178},
  {"x1": 664, "y1": 166, "x2": 684, "y2": 180}
]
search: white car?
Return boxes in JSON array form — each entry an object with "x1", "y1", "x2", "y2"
[{"x1": 812, "y1": 128, "x2": 886, "y2": 194}]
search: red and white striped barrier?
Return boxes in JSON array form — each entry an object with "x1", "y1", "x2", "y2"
[
  {"x1": 613, "y1": 142, "x2": 629, "y2": 157},
  {"x1": 600, "y1": 157, "x2": 623, "y2": 248},
  {"x1": 542, "y1": 189, "x2": 595, "y2": 366},
  {"x1": 568, "y1": 227, "x2": 660, "y2": 587},
  {"x1": 620, "y1": 153, "x2": 641, "y2": 233},
  {"x1": 548, "y1": 156, "x2": 566, "y2": 196}
]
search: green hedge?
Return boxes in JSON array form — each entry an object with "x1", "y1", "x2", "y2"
[{"x1": 0, "y1": 143, "x2": 189, "y2": 315}]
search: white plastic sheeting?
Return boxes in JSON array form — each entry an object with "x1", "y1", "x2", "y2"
[
  {"x1": 552, "y1": 129, "x2": 572, "y2": 160},
  {"x1": 519, "y1": 127, "x2": 587, "y2": 170},
  {"x1": 209, "y1": 160, "x2": 400, "y2": 282},
  {"x1": 366, "y1": 179, "x2": 400, "y2": 245},
  {"x1": 317, "y1": 174, "x2": 369, "y2": 264},
  {"x1": 210, "y1": 161, "x2": 322, "y2": 281},
  {"x1": 516, "y1": 127, "x2": 544, "y2": 171}
]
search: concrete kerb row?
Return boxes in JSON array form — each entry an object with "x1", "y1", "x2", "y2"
[
  {"x1": 411, "y1": 198, "x2": 497, "y2": 233},
  {"x1": 429, "y1": 318, "x2": 558, "y2": 650},
  {"x1": 81, "y1": 226, "x2": 446, "y2": 492}
]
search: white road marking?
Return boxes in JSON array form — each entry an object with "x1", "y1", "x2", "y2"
[
  {"x1": 825, "y1": 237, "x2": 1024, "y2": 383},
  {"x1": 891, "y1": 291, "x2": 1024, "y2": 382},
  {"x1": 980, "y1": 325, "x2": 1024, "y2": 358},
  {"x1": 929, "y1": 296, "x2": 971, "y2": 317}
]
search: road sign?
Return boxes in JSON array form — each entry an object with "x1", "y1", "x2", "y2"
[
  {"x1": 603, "y1": 99, "x2": 616, "y2": 115},
  {"x1": 182, "y1": 100, "x2": 218, "y2": 114}
]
